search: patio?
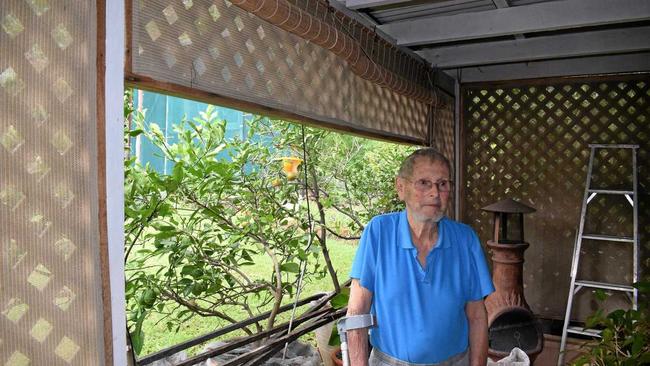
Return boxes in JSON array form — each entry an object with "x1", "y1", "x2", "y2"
[{"x1": 0, "y1": 0, "x2": 648, "y2": 365}]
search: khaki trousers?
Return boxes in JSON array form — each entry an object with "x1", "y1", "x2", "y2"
[{"x1": 369, "y1": 348, "x2": 469, "y2": 366}]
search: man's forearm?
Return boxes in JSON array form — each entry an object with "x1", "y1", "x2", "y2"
[
  {"x1": 466, "y1": 300, "x2": 488, "y2": 366},
  {"x1": 468, "y1": 317, "x2": 488, "y2": 366},
  {"x1": 347, "y1": 328, "x2": 369, "y2": 366},
  {"x1": 347, "y1": 280, "x2": 373, "y2": 366}
]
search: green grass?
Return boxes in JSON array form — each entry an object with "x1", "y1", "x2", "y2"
[{"x1": 137, "y1": 238, "x2": 358, "y2": 357}]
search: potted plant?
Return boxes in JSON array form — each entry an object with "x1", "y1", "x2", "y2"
[{"x1": 570, "y1": 281, "x2": 650, "y2": 366}]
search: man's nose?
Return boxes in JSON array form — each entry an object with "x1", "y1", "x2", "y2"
[{"x1": 427, "y1": 184, "x2": 440, "y2": 196}]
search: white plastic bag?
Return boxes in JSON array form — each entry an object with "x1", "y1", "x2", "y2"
[{"x1": 487, "y1": 348, "x2": 530, "y2": 366}]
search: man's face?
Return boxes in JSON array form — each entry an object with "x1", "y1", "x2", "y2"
[{"x1": 396, "y1": 157, "x2": 450, "y2": 223}]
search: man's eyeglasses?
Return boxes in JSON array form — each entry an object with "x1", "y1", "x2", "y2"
[{"x1": 404, "y1": 178, "x2": 453, "y2": 193}]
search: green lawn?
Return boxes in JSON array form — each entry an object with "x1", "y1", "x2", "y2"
[{"x1": 137, "y1": 238, "x2": 358, "y2": 357}]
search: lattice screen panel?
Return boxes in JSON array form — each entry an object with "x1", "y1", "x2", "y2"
[
  {"x1": 1, "y1": 1, "x2": 105, "y2": 365},
  {"x1": 462, "y1": 78, "x2": 649, "y2": 320},
  {"x1": 432, "y1": 98, "x2": 455, "y2": 218},
  {"x1": 129, "y1": 0, "x2": 431, "y2": 143}
]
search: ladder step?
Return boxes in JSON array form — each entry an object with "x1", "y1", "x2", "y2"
[
  {"x1": 567, "y1": 326, "x2": 602, "y2": 338},
  {"x1": 581, "y1": 234, "x2": 634, "y2": 243},
  {"x1": 574, "y1": 280, "x2": 635, "y2": 292},
  {"x1": 559, "y1": 144, "x2": 638, "y2": 366},
  {"x1": 587, "y1": 189, "x2": 634, "y2": 195},
  {"x1": 588, "y1": 143, "x2": 639, "y2": 149}
]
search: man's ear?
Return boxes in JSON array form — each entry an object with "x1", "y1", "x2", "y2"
[{"x1": 395, "y1": 177, "x2": 405, "y2": 200}]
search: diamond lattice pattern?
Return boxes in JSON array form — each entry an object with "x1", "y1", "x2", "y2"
[
  {"x1": 130, "y1": 0, "x2": 431, "y2": 143},
  {"x1": 463, "y1": 79, "x2": 649, "y2": 320},
  {"x1": 1, "y1": 1, "x2": 105, "y2": 364}
]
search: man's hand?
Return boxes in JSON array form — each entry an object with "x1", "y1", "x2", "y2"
[
  {"x1": 346, "y1": 279, "x2": 373, "y2": 366},
  {"x1": 466, "y1": 299, "x2": 488, "y2": 366}
]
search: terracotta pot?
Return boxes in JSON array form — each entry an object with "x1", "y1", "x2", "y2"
[{"x1": 331, "y1": 346, "x2": 343, "y2": 366}]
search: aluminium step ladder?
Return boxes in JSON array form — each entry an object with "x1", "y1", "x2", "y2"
[{"x1": 557, "y1": 144, "x2": 639, "y2": 366}]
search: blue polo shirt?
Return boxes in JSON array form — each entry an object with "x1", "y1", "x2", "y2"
[{"x1": 350, "y1": 211, "x2": 494, "y2": 363}]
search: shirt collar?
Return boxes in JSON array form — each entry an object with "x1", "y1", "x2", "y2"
[{"x1": 398, "y1": 210, "x2": 449, "y2": 249}]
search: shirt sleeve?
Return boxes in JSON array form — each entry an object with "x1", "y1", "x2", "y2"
[
  {"x1": 466, "y1": 230, "x2": 495, "y2": 301},
  {"x1": 349, "y1": 217, "x2": 378, "y2": 294}
]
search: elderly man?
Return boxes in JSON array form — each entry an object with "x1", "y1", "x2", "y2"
[{"x1": 347, "y1": 148, "x2": 494, "y2": 366}]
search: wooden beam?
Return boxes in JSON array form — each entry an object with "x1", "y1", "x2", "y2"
[
  {"x1": 378, "y1": 0, "x2": 650, "y2": 46},
  {"x1": 492, "y1": 0, "x2": 525, "y2": 39},
  {"x1": 345, "y1": 0, "x2": 413, "y2": 10},
  {"x1": 369, "y1": 0, "x2": 490, "y2": 22},
  {"x1": 125, "y1": 72, "x2": 428, "y2": 146},
  {"x1": 97, "y1": 1, "x2": 112, "y2": 363},
  {"x1": 418, "y1": 26, "x2": 650, "y2": 68},
  {"x1": 491, "y1": 0, "x2": 509, "y2": 8},
  {"x1": 445, "y1": 52, "x2": 650, "y2": 83}
]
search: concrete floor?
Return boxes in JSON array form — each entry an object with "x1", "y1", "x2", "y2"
[{"x1": 529, "y1": 334, "x2": 588, "y2": 366}]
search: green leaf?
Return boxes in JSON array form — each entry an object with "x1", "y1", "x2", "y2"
[
  {"x1": 330, "y1": 292, "x2": 349, "y2": 309},
  {"x1": 328, "y1": 325, "x2": 341, "y2": 346},
  {"x1": 321, "y1": 197, "x2": 333, "y2": 208},
  {"x1": 594, "y1": 289, "x2": 608, "y2": 302},
  {"x1": 571, "y1": 355, "x2": 590, "y2": 366},
  {"x1": 631, "y1": 334, "x2": 644, "y2": 355},
  {"x1": 191, "y1": 282, "x2": 206, "y2": 296},
  {"x1": 140, "y1": 289, "x2": 157, "y2": 308},
  {"x1": 130, "y1": 329, "x2": 144, "y2": 355},
  {"x1": 129, "y1": 129, "x2": 144, "y2": 137},
  {"x1": 585, "y1": 309, "x2": 604, "y2": 328},
  {"x1": 177, "y1": 309, "x2": 191, "y2": 319},
  {"x1": 172, "y1": 162, "x2": 185, "y2": 183},
  {"x1": 633, "y1": 280, "x2": 650, "y2": 294},
  {"x1": 130, "y1": 310, "x2": 146, "y2": 355},
  {"x1": 608, "y1": 309, "x2": 626, "y2": 324},
  {"x1": 181, "y1": 265, "x2": 197, "y2": 275},
  {"x1": 638, "y1": 352, "x2": 650, "y2": 364},
  {"x1": 241, "y1": 249, "x2": 253, "y2": 262},
  {"x1": 601, "y1": 328, "x2": 613, "y2": 342},
  {"x1": 154, "y1": 230, "x2": 177, "y2": 240},
  {"x1": 280, "y1": 262, "x2": 300, "y2": 273}
]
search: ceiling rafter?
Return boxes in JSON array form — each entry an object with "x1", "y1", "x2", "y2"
[
  {"x1": 345, "y1": 0, "x2": 414, "y2": 10},
  {"x1": 377, "y1": 0, "x2": 650, "y2": 46},
  {"x1": 418, "y1": 26, "x2": 650, "y2": 68},
  {"x1": 445, "y1": 52, "x2": 650, "y2": 82},
  {"x1": 345, "y1": 0, "x2": 483, "y2": 11},
  {"x1": 492, "y1": 0, "x2": 525, "y2": 39}
]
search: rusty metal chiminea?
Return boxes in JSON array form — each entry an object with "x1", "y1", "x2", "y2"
[{"x1": 482, "y1": 198, "x2": 543, "y2": 362}]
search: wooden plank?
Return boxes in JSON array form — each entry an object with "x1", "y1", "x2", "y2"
[
  {"x1": 492, "y1": 0, "x2": 525, "y2": 39},
  {"x1": 370, "y1": 0, "x2": 488, "y2": 15},
  {"x1": 418, "y1": 26, "x2": 650, "y2": 68},
  {"x1": 454, "y1": 77, "x2": 461, "y2": 219},
  {"x1": 96, "y1": 0, "x2": 113, "y2": 365},
  {"x1": 372, "y1": 0, "x2": 492, "y2": 23},
  {"x1": 125, "y1": 0, "x2": 133, "y2": 73},
  {"x1": 459, "y1": 70, "x2": 650, "y2": 90},
  {"x1": 345, "y1": 0, "x2": 414, "y2": 10},
  {"x1": 458, "y1": 80, "x2": 467, "y2": 222},
  {"x1": 136, "y1": 293, "x2": 328, "y2": 365},
  {"x1": 125, "y1": 72, "x2": 428, "y2": 146},
  {"x1": 447, "y1": 53, "x2": 650, "y2": 83},
  {"x1": 378, "y1": 0, "x2": 650, "y2": 46}
]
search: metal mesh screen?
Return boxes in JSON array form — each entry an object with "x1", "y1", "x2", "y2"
[
  {"x1": 462, "y1": 77, "x2": 649, "y2": 320},
  {"x1": 432, "y1": 98, "x2": 456, "y2": 218},
  {"x1": 129, "y1": 0, "x2": 431, "y2": 142},
  {"x1": 1, "y1": 1, "x2": 105, "y2": 364}
]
